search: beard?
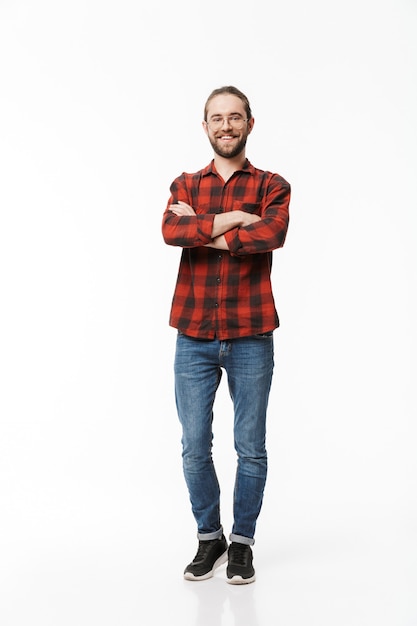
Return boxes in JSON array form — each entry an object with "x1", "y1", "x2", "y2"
[{"x1": 208, "y1": 133, "x2": 249, "y2": 159}]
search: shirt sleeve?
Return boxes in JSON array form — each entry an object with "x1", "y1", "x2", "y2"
[
  {"x1": 161, "y1": 174, "x2": 216, "y2": 248},
  {"x1": 224, "y1": 175, "x2": 291, "y2": 256}
]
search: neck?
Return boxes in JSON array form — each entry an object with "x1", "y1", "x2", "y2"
[{"x1": 213, "y1": 152, "x2": 247, "y2": 182}]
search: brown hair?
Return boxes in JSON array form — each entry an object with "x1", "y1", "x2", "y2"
[{"x1": 204, "y1": 86, "x2": 253, "y2": 122}]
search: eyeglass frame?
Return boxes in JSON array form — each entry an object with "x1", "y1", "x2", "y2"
[{"x1": 205, "y1": 115, "x2": 249, "y2": 130}]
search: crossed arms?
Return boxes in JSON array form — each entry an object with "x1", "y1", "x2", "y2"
[{"x1": 168, "y1": 201, "x2": 261, "y2": 250}]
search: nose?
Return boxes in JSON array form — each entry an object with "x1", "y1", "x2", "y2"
[{"x1": 220, "y1": 117, "x2": 232, "y2": 129}]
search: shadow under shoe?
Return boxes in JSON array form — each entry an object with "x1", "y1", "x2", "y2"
[
  {"x1": 184, "y1": 535, "x2": 228, "y2": 581},
  {"x1": 226, "y1": 542, "x2": 256, "y2": 584}
]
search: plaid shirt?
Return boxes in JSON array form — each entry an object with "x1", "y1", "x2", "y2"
[{"x1": 162, "y1": 159, "x2": 291, "y2": 340}]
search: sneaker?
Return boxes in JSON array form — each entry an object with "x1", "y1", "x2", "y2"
[
  {"x1": 184, "y1": 535, "x2": 228, "y2": 581},
  {"x1": 226, "y1": 542, "x2": 256, "y2": 584}
]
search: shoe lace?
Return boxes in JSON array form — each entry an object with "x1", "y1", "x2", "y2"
[
  {"x1": 194, "y1": 540, "x2": 215, "y2": 562},
  {"x1": 230, "y1": 543, "x2": 249, "y2": 565}
]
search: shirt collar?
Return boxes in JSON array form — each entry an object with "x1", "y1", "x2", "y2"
[{"x1": 201, "y1": 159, "x2": 254, "y2": 177}]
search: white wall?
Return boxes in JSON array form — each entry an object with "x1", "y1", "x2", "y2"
[{"x1": 1, "y1": 0, "x2": 416, "y2": 615}]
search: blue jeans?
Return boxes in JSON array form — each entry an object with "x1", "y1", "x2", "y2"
[{"x1": 174, "y1": 332, "x2": 274, "y2": 545}]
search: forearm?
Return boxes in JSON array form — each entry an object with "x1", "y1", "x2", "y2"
[
  {"x1": 206, "y1": 211, "x2": 258, "y2": 249},
  {"x1": 162, "y1": 210, "x2": 215, "y2": 247},
  {"x1": 205, "y1": 235, "x2": 229, "y2": 250},
  {"x1": 224, "y1": 182, "x2": 291, "y2": 255},
  {"x1": 211, "y1": 212, "x2": 245, "y2": 238}
]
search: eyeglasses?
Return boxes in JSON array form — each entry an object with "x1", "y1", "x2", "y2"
[{"x1": 207, "y1": 115, "x2": 248, "y2": 130}]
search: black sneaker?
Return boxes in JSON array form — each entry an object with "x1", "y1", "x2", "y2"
[
  {"x1": 226, "y1": 542, "x2": 256, "y2": 584},
  {"x1": 184, "y1": 535, "x2": 228, "y2": 581}
]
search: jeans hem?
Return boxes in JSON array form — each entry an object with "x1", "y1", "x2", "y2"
[
  {"x1": 229, "y1": 533, "x2": 255, "y2": 546},
  {"x1": 197, "y1": 526, "x2": 224, "y2": 541}
]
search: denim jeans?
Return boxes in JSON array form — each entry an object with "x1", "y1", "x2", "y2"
[{"x1": 174, "y1": 332, "x2": 274, "y2": 545}]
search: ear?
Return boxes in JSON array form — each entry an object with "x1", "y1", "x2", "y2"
[
  {"x1": 248, "y1": 117, "x2": 255, "y2": 134},
  {"x1": 202, "y1": 120, "x2": 209, "y2": 136}
]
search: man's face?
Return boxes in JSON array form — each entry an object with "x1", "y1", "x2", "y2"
[{"x1": 203, "y1": 94, "x2": 254, "y2": 159}]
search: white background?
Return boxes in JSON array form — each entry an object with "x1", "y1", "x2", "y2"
[{"x1": 1, "y1": 1, "x2": 416, "y2": 624}]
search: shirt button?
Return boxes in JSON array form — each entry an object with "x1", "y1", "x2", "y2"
[
  {"x1": 214, "y1": 302, "x2": 219, "y2": 308},
  {"x1": 218, "y1": 254, "x2": 222, "y2": 260},
  {"x1": 216, "y1": 277, "x2": 221, "y2": 284}
]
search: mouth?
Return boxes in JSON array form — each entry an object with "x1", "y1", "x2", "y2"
[{"x1": 217, "y1": 134, "x2": 237, "y2": 142}]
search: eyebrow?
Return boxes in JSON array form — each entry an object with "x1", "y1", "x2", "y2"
[{"x1": 209, "y1": 112, "x2": 244, "y2": 119}]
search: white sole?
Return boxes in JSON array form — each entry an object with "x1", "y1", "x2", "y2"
[{"x1": 227, "y1": 574, "x2": 256, "y2": 585}]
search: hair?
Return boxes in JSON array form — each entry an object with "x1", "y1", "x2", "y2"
[{"x1": 204, "y1": 86, "x2": 252, "y2": 122}]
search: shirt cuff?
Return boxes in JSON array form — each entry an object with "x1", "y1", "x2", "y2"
[
  {"x1": 224, "y1": 228, "x2": 243, "y2": 256},
  {"x1": 197, "y1": 214, "x2": 216, "y2": 243}
]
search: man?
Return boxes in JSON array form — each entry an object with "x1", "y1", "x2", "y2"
[{"x1": 162, "y1": 86, "x2": 291, "y2": 584}]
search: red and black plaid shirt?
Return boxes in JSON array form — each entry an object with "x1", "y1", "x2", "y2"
[{"x1": 162, "y1": 159, "x2": 291, "y2": 340}]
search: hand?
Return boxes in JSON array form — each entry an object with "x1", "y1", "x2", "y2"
[
  {"x1": 238, "y1": 210, "x2": 261, "y2": 227},
  {"x1": 169, "y1": 201, "x2": 196, "y2": 216}
]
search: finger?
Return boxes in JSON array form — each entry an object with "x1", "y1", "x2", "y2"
[{"x1": 177, "y1": 201, "x2": 194, "y2": 210}]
